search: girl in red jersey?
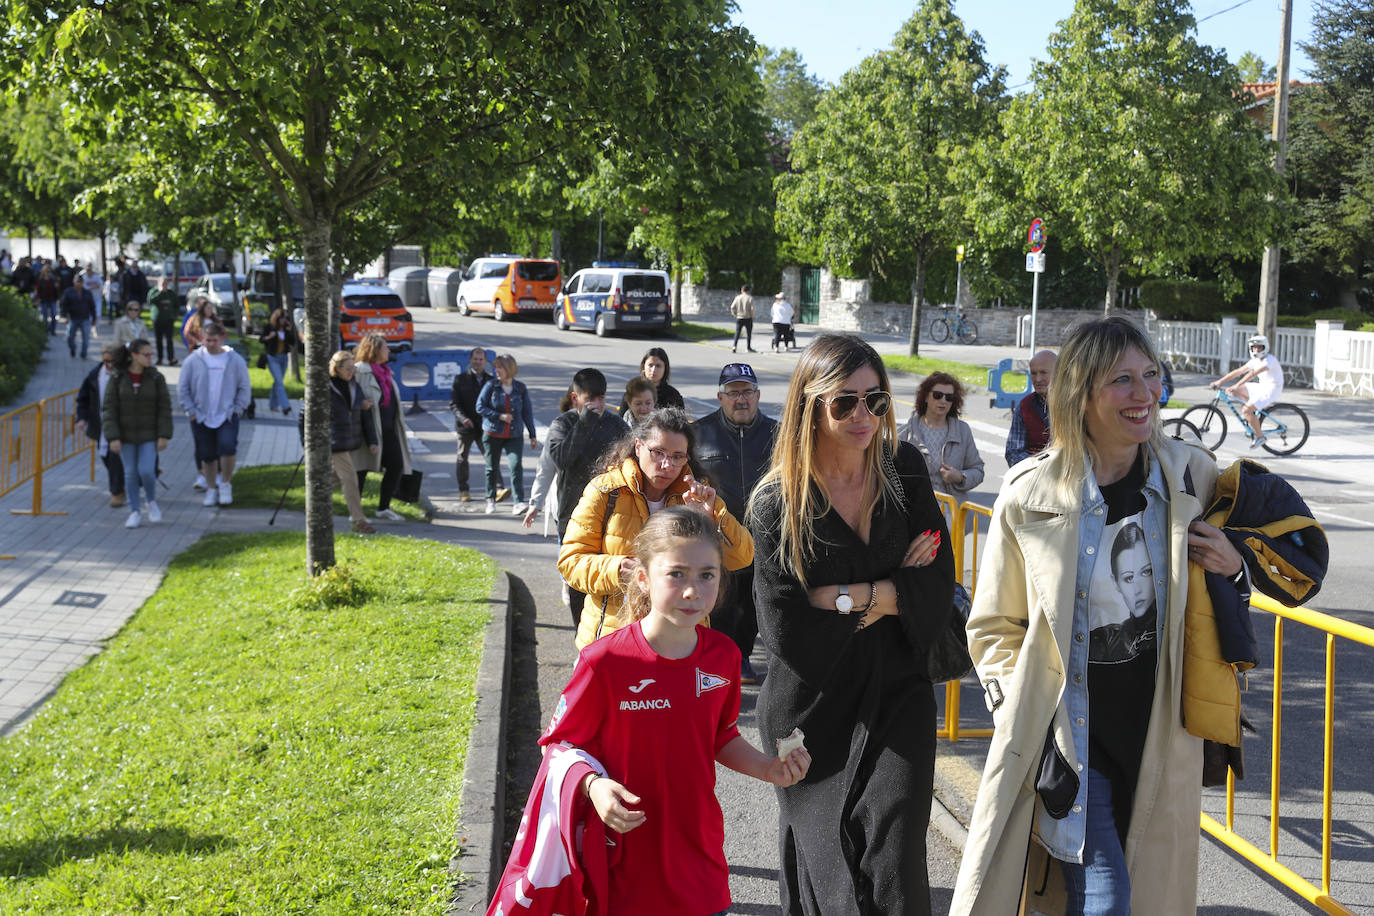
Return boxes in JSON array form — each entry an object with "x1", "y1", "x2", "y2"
[{"x1": 541, "y1": 506, "x2": 810, "y2": 916}]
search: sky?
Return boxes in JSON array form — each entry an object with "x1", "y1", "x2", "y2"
[{"x1": 732, "y1": 0, "x2": 1316, "y2": 90}]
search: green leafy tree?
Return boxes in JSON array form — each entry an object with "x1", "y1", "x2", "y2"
[
  {"x1": 776, "y1": 0, "x2": 1006, "y2": 354},
  {"x1": 758, "y1": 46, "x2": 826, "y2": 141},
  {"x1": 1237, "y1": 50, "x2": 1276, "y2": 82},
  {"x1": 969, "y1": 0, "x2": 1284, "y2": 312},
  {"x1": 17, "y1": 0, "x2": 750, "y2": 575},
  {"x1": 1288, "y1": 0, "x2": 1374, "y2": 310}
]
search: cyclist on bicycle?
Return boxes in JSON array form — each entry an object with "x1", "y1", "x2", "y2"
[{"x1": 1211, "y1": 334, "x2": 1283, "y2": 448}]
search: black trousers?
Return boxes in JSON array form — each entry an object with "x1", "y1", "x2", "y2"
[
  {"x1": 358, "y1": 425, "x2": 404, "y2": 511},
  {"x1": 733, "y1": 318, "x2": 754, "y2": 349},
  {"x1": 153, "y1": 322, "x2": 176, "y2": 362},
  {"x1": 713, "y1": 566, "x2": 759, "y2": 660},
  {"x1": 455, "y1": 424, "x2": 485, "y2": 493},
  {"x1": 101, "y1": 449, "x2": 125, "y2": 495}
]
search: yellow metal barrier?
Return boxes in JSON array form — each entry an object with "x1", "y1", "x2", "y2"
[
  {"x1": 1199, "y1": 595, "x2": 1374, "y2": 916},
  {"x1": 1, "y1": 388, "x2": 90, "y2": 518},
  {"x1": 936, "y1": 497, "x2": 994, "y2": 742}
]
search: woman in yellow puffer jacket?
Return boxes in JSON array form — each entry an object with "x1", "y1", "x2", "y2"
[{"x1": 558, "y1": 407, "x2": 754, "y2": 650}]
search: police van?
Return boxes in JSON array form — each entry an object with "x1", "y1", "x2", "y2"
[{"x1": 555, "y1": 263, "x2": 672, "y2": 337}]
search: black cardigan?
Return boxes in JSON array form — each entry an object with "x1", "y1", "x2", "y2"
[{"x1": 749, "y1": 440, "x2": 955, "y2": 779}]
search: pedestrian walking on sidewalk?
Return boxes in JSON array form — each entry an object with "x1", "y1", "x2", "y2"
[
  {"x1": 102, "y1": 339, "x2": 172, "y2": 528},
  {"x1": 326, "y1": 350, "x2": 378, "y2": 533},
  {"x1": 898, "y1": 371, "x2": 985, "y2": 497},
  {"x1": 624, "y1": 347, "x2": 684, "y2": 412},
  {"x1": 952, "y1": 318, "x2": 1243, "y2": 915},
  {"x1": 112, "y1": 301, "x2": 150, "y2": 350},
  {"x1": 34, "y1": 263, "x2": 59, "y2": 335},
  {"x1": 148, "y1": 278, "x2": 180, "y2": 365},
  {"x1": 746, "y1": 333, "x2": 953, "y2": 915},
  {"x1": 258, "y1": 308, "x2": 298, "y2": 414},
  {"x1": 476, "y1": 352, "x2": 536, "y2": 515},
  {"x1": 353, "y1": 333, "x2": 414, "y2": 522},
  {"x1": 770, "y1": 291, "x2": 796, "y2": 352},
  {"x1": 59, "y1": 280, "x2": 97, "y2": 359},
  {"x1": 179, "y1": 323, "x2": 251, "y2": 508},
  {"x1": 448, "y1": 346, "x2": 498, "y2": 501},
  {"x1": 496, "y1": 507, "x2": 810, "y2": 916},
  {"x1": 75, "y1": 344, "x2": 127, "y2": 508},
  {"x1": 559, "y1": 408, "x2": 753, "y2": 650}
]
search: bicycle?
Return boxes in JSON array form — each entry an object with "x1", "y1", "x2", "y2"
[
  {"x1": 928, "y1": 306, "x2": 978, "y2": 344},
  {"x1": 1179, "y1": 388, "x2": 1310, "y2": 456}
]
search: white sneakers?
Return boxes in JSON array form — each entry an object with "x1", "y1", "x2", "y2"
[
  {"x1": 125, "y1": 511, "x2": 141, "y2": 529},
  {"x1": 512, "y1": 502, "x2": 527, "y2": 516},
  {"x1": 203, "y1": 487, "x2": 219, "y2": 507},
  {"x1": 218, "y1": 481, "x2": 233, "y2": 505},
  {"x1": 146, "y1": 502, "x2": 162, "y2": 523},
  {"x1": 485, "y1": 499, "x2": 497, "y2": 515},
  {"x1": 376, "y1": 508, "x2": 403, "y2": 522},
  {"x1": 193, "y1": 474, "x2": 208, "y2": 491}
]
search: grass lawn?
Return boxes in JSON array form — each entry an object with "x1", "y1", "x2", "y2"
[
  {"x1": 0, "y1": 531, "x2": 497, "y2": 914},
  {"x1": 882, "y1": 354, "x2": 1025, "y2": 396},
  {"x1": 230, "y1": 462, "x2": 430, "y2": 522},
  {"x1": 672, "y1": 321, "x2": 731, "y2": 342}
]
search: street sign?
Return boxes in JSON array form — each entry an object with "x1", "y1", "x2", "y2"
[
  {"x1": 956, "y1": 244, "x2": 965, "y2": 262},
  {"x1": 1027, "y1": 218, "x2": 1045, "y2": 253},
  {"x1": 1026, "y1": 252, "x2": 1046, "y2": 273}
]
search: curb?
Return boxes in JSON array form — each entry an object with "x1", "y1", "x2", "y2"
[{"x1": 447, "y1": 569, "x2": 513, "y2": 914}]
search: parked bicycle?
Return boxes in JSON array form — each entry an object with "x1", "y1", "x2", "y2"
[
  {"x1": 928, "y1": 306, "x2": 978, "y2": 344},
  {"x1": 1179, "y1": 388, "x2": 1310, "y2": 456}
]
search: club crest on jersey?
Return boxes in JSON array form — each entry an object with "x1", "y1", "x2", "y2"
[{"x1": 696, "y1": 668, "x2": 731, "y2": 696}]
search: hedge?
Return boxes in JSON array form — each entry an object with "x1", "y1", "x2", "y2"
[{"x1": 0, "y1": 287, "x2": 48, "y2": 405}]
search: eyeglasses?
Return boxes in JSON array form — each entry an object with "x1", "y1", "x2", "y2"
[
  {"x1": 820, "y1": 390, "x2": 891, "y2": 421},
  {"x1": 721, "y1": 387, "x2": 759, "y2": 401},
  {"x1": 643, "y1": 445, "x2": 691, "y2": 467},
  {"x1": 928, "y1": 390, "x2": 955, "y2": 402}
]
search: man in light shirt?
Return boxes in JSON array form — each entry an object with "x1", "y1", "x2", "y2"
[{"x1": 178, "y1": 323, "x2": 251, "y2": 506}]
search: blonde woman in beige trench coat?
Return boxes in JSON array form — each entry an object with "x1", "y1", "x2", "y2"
[{"x1": 952, "y1": 318, "x2": 1244, "y2": 915}]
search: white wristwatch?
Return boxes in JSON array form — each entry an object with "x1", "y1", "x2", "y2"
[{"x1": 835, "y1": 584, "x2": 854, "y2": 614}]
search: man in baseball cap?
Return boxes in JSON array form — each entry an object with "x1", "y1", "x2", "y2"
[{"x1": 694, "y1": 362, "x2": 777, "y2": 683}]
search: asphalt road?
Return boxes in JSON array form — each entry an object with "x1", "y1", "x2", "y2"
[{"x1": 399, "y1": 305, "x2": 1372, "y2": 914}]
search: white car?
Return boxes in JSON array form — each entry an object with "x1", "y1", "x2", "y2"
[{"x1": 185, "y1": 272, "x2": 243, "y2": 330}]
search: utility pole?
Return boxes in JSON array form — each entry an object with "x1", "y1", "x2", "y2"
[{"x1": 1256, "y1": 0, "x2": 1293, "y2": 344}]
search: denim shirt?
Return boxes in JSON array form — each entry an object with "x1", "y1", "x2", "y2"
[{"x1": 1035, "y1": 447, "x2": 1172, "y2": 862}]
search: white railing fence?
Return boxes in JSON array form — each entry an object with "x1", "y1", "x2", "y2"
[{"x1": 1154, "y1": 316, "x2": 1339, "y2": 391}]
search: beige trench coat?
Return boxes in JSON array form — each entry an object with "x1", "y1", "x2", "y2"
[
  {"x1": 951, "y1": 439, "x2": 1217, "y2": 915},
  {"x1": 353, "y1": 362, "x2": 413, "y2": 476}
]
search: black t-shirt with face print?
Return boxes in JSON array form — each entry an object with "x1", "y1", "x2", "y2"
[{"x1": 1088, "y1": 450, "x2": 1158, "y2": 839}]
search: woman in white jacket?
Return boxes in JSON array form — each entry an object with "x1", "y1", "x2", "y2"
[{"x1": 953, "y1": 318, "x2": 1246, "y2": 915}]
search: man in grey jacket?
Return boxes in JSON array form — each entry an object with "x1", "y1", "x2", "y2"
[
  {"x1": 694, "y1": 362, "x2": 777, "y2": 682},
  {"x1": 178, "y1": 323, "x2": 252, "y2": 507}
]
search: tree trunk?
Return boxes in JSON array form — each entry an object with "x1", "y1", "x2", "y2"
[
  {"x1": 300, "y1": 217, "x2": 337, "y2": 576},
  {"x1": 907, "y1": 252, "x2": 929, "y2": 357},
  {"x1": 99, "y1": 231, "x2": 107, "y2": 282},
  {"x1": 671, "y1": 249, "x2": 682, "y2": 322},
  {"x1": 1103, "y1": 244, "x2": 1122, "y2": 314}
]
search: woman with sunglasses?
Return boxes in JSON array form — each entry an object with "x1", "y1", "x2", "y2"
[
  {"x1": 746, "y1": 333, "x2": 954, "y2": 915},
  {"x1": 558, "y1": 407, "x2": 753, "y2": 650},
  {"x1": 899, "y1": 371, "x2": 985, "y2": 497}
]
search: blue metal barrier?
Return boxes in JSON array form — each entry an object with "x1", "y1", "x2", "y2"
[
  {"x1": 392, "y1": 349, "x2": 496, "y2": 413},
  {"x1": 987, "y1": 357, "x2": 1029, "y2": 409}
]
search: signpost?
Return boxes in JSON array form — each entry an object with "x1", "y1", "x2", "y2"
[
  {"x1": 955, "y1": 244, "x2": 965, "y2": 311},
  {"x1": 1026, "y1": 219, "x2": 1046, "y2": 351}
]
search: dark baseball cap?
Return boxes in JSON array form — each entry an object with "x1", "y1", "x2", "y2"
[{"x1": 719, "y1": 363, "x2": 758, "y2": 387}]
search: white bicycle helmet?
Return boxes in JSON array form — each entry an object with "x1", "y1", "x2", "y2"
[{"x1": 1248, "y1": 334, "x2": 1269, "y2": 356}]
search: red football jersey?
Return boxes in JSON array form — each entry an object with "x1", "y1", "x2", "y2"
[{"x1": 540, "y1": 621, "x2": 743, "y2": 916}]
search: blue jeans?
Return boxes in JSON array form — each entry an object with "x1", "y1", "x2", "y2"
[
  {"x1": 39, "y1": 300, "x2": 58, "y2": 334},
  {"x1": 122, "y1": 440, "x2": 159, "y2": 512},
  {"x1": 265, "y1": 352, "x2": 290, "y2": 410},
  {"x1": 67, "y1": 317, "x2": 91, "y2": 358},
  {"x1": 482, "y1": 433, "x2": 525, "y2": 502},
  {"x1": 1060, "y1": 767, "x2": 1131, "y2": 915}
]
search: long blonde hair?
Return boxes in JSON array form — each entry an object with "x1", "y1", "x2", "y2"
[
  {"x1": 747, "y1": 333, "x2": 899, "y2": 589},
  {"x1": 622, "y1": 506, "x2": 725, "y2": 623},
  {"x1": 1048, "y1": 316, "x2": 1165, "y2": 497}
]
